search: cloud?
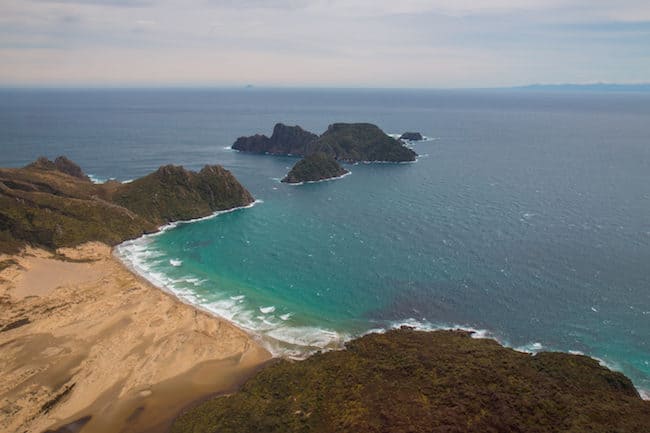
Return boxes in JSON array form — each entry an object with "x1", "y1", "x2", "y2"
[
  {"x1": 30, "y1": 0, "x2": 151, "y2": 7},
  {"x1": 1, "y1": 0, "x2": 649, "y2": 86}
]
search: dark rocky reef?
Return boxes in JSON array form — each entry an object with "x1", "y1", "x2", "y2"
[
  {"x1": 172, "y1": 328, "x2": 649, "y2": 433},
  {"x1": 281, "y1": 152, "x2": 348, "y2": 184},
  {"x1": 400, "y1": 131, "x2": 424, "y2": 141},
  {"x1": 308, "y1": 123, "x2": 417, "y2": 162},
  {"x1": 232, "y1": 123, "x2": 318, "y2": 156},
  {"x1": 0, "y1": 157, "x2": 254, "y2": 253}
]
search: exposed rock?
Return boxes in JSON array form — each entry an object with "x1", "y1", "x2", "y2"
[
  {"x1": 399, "y1": 132, "x2": 423, "y2": 141},
  {"x1": 281, "y1": 153, "x2": 348, "y2": 184},
  {"x1": 54, "y1": 156, "x2": 90, "y2": 181},
  {"x1": 232, "y1": 123, "x2": 318, "y2": 156},
  {"x1": 171, "y1": 328, "x2": 650, "y2": 433}
]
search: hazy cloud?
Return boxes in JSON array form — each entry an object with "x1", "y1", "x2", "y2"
[{"x1": 1, "y1": 0, "x2": 648, "y2": 86}]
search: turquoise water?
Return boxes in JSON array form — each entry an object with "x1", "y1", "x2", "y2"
[{"x1": 2, "y1": 89, "x2": 648, "y2": 394}]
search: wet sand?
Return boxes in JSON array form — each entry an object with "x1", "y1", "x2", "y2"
[{"x1": 0, "y1": 242, "x2": 271, "y2": 433}]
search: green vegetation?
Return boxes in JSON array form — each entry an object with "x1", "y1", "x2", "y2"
[
  {"x1": 0, "y1": 157, "x2": 254, "y2": 253},
  {"x1": 308, "y1": 123, "x2": 417, "y2": 162},
  {"x1": 113, "y1": 164, "x2": 254, "y2": 224},
  {"x1": 233, "y1": 122, "x2": 418, "y2": 163},
  {"x1": 172, "y1": 328, "x2": 650, "y2": 433},
  {"x1": 282, "y1": 153, "x2": 348, "y2": 184}
]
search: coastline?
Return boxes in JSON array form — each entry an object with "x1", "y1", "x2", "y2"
[{"x1": 0, "y1": 242, "x2": 271, "y2": 433}]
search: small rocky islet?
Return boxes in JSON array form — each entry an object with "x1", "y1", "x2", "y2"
[
  {"x1": 400, "y1": 131, "x2": 424, "y2": 141},
  {"x1": 233, "y1": 122, "x2": 418, "y2": 183},
  {"x1": 281, "y1": 152, "x2": 349, "y2": 184}
]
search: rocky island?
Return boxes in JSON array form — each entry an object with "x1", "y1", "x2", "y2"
[
  {"x1": 308, "y1": 123, "x2": 417, "y2": 162},
  {"x1": 233, "y1": 122, "x2": 417, "y2": 182},
  {"x1": 400, "y1": 131, "x2": 424, "y2": 141},
  {"x1": 281, "y1": 152, "x2": 349, "y2": 184},
  {"x1": 232, "y1": 123, "x2": 318, "y2": 156},
  {"x1": 0, "y1": 157, "x2": 254, "y2": 253},
  {"x1": 172, "y1": 328, "x2": 650, "y2": 433}
]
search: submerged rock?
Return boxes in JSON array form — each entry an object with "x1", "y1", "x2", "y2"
[{"x1": 282, "y1": 152, "x2": 348, "y2": 184}]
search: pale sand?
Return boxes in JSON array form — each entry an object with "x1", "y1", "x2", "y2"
[{"x1": 0, "y1": 242, "x2": 272, "y2": 433}]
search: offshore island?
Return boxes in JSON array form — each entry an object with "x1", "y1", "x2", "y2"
[
  {"x1": 1, "y1": 149, "x2": 649, "y2": 432},
  {"x1": 233, "y1": 122, "x2": 417, "y2": 183}
]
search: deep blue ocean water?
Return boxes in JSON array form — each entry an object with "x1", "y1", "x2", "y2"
[{"x1": 1, "y1": 88, "x2": 648, "y2": 394}]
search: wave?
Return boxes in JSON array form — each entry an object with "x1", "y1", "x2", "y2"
[
  {"x1": 88, "y1": 174, "x2": 134, "y2": 184},
  {"x1": 169, "y1": 259, "x2": 183, "y2": 267},
  {"x1": 286, "y1": 170, "x2": 352, "y2": 186}
]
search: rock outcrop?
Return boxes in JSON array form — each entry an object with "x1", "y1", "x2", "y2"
[
  {"x1": 232, "y1": 123, "x2": 318, "y2": 156},
  {"x1": 281, "y1": 153, "x2": 348, "y2": 184},
  {"x1": 399, "y1": 132, "x2": 423, "y2": 141}
]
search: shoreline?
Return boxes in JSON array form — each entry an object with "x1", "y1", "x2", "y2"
[{"x1": 0, "y1": 242, "x2": 272, "y2": 433}]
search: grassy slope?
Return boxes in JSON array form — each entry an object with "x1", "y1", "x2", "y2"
[
  {"x1": 172, "y1": 328, "x2": 650, "y2": 433},
  {"x1": 0, "y1": 159, "x2": 254, "y2": 253}
]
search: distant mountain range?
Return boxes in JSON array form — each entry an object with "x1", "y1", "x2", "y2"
[{"x1": 514, "y1": 83, "x2": 650, "y2": 92}]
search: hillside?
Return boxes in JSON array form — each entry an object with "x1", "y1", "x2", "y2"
[
  {"x1": 0, "y1": 157, "x2": 254, "y2": 253},
  {"x1": 172, "y1": 328, "x2": 650, "y2": 433}
]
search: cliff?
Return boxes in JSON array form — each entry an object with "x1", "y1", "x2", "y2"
[
  {"x1": 232, "y1": 123, "x2": 318, "y2": 156},
  {"x1": 281, "y1": 153, "x2": 348, "y2": 184},
  {"x1": 172, "y1": 328, "x2": 650, "y2": 433},
  {"x1": 0, "y1": 157, "x2": 254, "y2": 253},
  {"x1": 309, "y1": 123, "x2": 417, "y2": 162}
]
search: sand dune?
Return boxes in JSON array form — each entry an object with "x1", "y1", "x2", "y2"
[{"x1": 0, "y1": 242, "x2": 271, "y2": 433}]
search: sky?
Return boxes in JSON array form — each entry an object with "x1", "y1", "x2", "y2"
[{"x1": 1, "y1": 0, "x2": 649, "y2": 88}]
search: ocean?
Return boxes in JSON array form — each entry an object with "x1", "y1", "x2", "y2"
[{"x1": 1, "y1": 88, "x2": 648, "y2": 395}]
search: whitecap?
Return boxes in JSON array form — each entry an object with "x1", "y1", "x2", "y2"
[
  {"x1": 259, "y1": 305, "x2": 276, "y2": 314},
  {"x1": 169, "y1": 259, "x2": 183, "y2": 267}
]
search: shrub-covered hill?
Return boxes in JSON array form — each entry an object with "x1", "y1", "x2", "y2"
[
  {"x1": 172, "y1": 328, "x2": 650, "y2": 433},
  {"x1": 0, "y1": 157, "x2": 254, "y2": 253},
  {"x1": 309, "y1": 123, "x2": 417, "y2": 162},
  {"x1": 282, "y1": 153, "x2": 349, "y2": 184}
]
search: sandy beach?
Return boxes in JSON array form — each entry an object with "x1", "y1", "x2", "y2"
[{"x1": 0, "y1": 242, "x2": 271, "y2": 433}]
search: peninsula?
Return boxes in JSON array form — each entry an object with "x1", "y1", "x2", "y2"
[
  {"x1": 0, "y1": 157, "x2": 269, "y2": 433},
  {"x1": 0, "y1": 157, "x2": 254, "y2": 253}
]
